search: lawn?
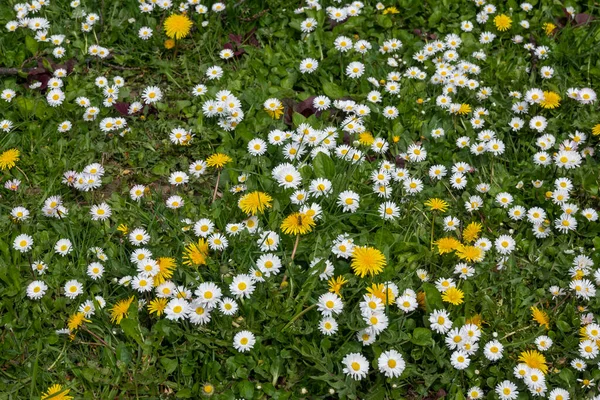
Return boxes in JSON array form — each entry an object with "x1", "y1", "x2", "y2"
[{"x1": 1, "y1": 0, "x2": 600, "y2": 399}]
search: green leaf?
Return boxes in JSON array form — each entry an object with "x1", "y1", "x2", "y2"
[
  {"x1": 238, "y1": 381, "x2": 255, "y2": 399},
  {"x1": 120, "y1": 318, "x2": 143, "y2": 345},
  {"x1": 160, "y1": 357, "x2": 178, "y2": 374},
  {"x1": 375, "y1": 15, "x2": 393, "y2": 29},
  {"x1": 313, "y1": 152, "x2": 335, "y2": 178},
  {"x1": 556, "y1": 320, "x2": 571, "y2": 333},
  {"x1": 422, "y1": 282, "x2": 444, "y2": 313},
  {"x1": 25, "y1": 36, "x2": 38, "y2": 55},
  {"x1": 411, "y1": 327, "x2": 432, "y2": 346},
  {"x1": 322, "y1": 81, "x2": 345, "y2": 99}
]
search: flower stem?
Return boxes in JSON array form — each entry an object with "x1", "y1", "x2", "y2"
[
  {"x1": 282, "y1": 304, "x2": 317, "y2": 332},
  {"x1": 291, "y1": 234, "x2": 300, "y2": 260},
  {"x1": 212, "y1": 170, "x2": 221, "y2": 203}
]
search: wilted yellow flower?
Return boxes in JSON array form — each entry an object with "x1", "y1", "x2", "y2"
[
  {"x1": 110, "y1": 296, "x2": 135, "y2": 324},
  {"x1": 531, "y1": 306, "x2": 550, "y2": 329},
  {"x1": 117, "y1": 224, "x2": 129, "y2": 235},
  {"x1": 328, "y1": 275, "x2": 348, "y2": 297},
  {"x1": 164, "y1": 39, "x2": 175, "y2": 49}
]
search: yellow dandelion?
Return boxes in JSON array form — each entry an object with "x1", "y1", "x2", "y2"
[
  {"x1": 182, "y1": 239, "x2": 209, "y2": 267},
  {"x1": 358, "y1": 132, "x2": 375, "y2": 146},
  {"x1": 0, "y1": 148, "x2": 20, "y2": 171},
  {"x1": 110, "y1": 296, "x2": 135, "y2": 325},
  {"x1": 465, "y1": 314, "x2": 484, "y2": 327},
  {"x1": 202, "y1": 383, "x2": 215, "y2": 396},
  {"x1": 67, "y1": 312, "x2": 90, "y2": 331},
  {"x1": 117, "y1": 224, "x2": 129, "y2": 235},
  {"x1": 424, "y1": 198, "x2": 449, "y2": 212},
  {"x1": 494, "y1": 14, "x2": 512, "y2": 31},
  {"x1": 164, "y1": 14, "x2": 192, "y2": 39},
  {"x1": 148, "y1": 298, "x2": 169, "y2": 316},
  {"x1": 462, "y1": 222, "x2": 482, "y2": 243},
  {"x1": 383, "y1": 6, "x2": 399, "y2": 14},
  {"x1": 531, "y1": 306, "x2": 550, "y2": 329},
  {"x1": 441, "y1": 287, "x2": 464, "y2": 305},
  {"x1": 206, "y1": 153, "x2": 232, "y2": 169},
  {"x1": 435, "y1": 237, "x2": 461, "y2": 254},
  {"x1": 41, "y1": 384, "x2": 73, "y2": 400},
  {"x1": 367, "y1": 283, "x2": 395, "y2": 305},
  {"x1": 154, "y1": 257, "x2": 177, "y2": 285},
  {"x1": 280, "y1": 212, "x2": 315, "y2": 235},
  {"x1": 519, "y1": 350, "x2": 548, "y2": 374},
  {"x1": 457, "y1": 103, "x2": 471, "y2": 115},
  {"x1": 540, "y1": 91, "x2": 561, "y2": 109},
  {"x1": 543, "y1": 22, "x2": 556, "y2": 36},
  {"x1": 351, "y1": 246, "x2": 386, "y2": 278},
  {"x1": 392, "y1": 135, "x2": 400, "y2": 143},
  {"x1": 238, "y1": 191, "x2": 273, "y2": 215},
  {"x1": 455, "y1": 245, "x2": 484, "y2": 263},
  {"x1": 592, "y1": 124, "x2": 600, "y2": 136},
  {"x1": 328, "y1": 276, "x2": 348, "y2": 297},
  {"x1": 164, "y1": 39, "x2": 175, "y2": 49}
]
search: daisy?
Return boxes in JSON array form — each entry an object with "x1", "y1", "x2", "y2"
[
  {"x1": 64, "y1": 279, "x2": 83, "y2": 299},
  {"x1": 319, "y1": 317, "x2": 339, "y2": 335},
  {"x1": 142, "y1": 86, "x2": 162, "y2": 104},
  {"x1": 194, "y1": 219, "x2": 214, "y2": 237},
  {"x1": 338, "y1": 190, "x2": 360, "y2": 213},
  {"x1": 129, "y1": 228, "x2": 150, "y2": 246},
  {"x1": 90, "y1": 203, "x2": 111, "y2": 220},
  {"x1": 166, "y1": 195, "x2": 184, "y2": 209},
  {"x1": 26, "y1": 281, "x2": 48, "y2": 300},
  {"x1": 31, "y1": 261, "x2": 48, "y2": 275},
  {"x1": 87, "y1": 262, "x2": 104, "y2": 280},
  {"x1": 450, "y1": 350, "x2": 470, "y2": 370},
  {"x1": 379, "y1": 201, "x2": 400, "y2": 220},
  {"x1": 218, "y1": 297, "x2": 238, "y2": 316},
  {"x1": 206, "y1": 66, "x2": 223, "y2": 80},
  {"x1": 230, "y1": 274, "x2": 255, "y2": 299},
  {"x1": 165, "y1": 298, "x2": 189, "y2": 320},
  {"x1": 299, "y1": 58, "x2": 318, "y2": 73},
  {"x1": 377, "y1": 349, "x2": 405, "y2": 378},
  {"x1": 233, "y1": 330, "x2": 256, "y2": 352},
  {"x1": 495, "y1": 381, "x2": 518, "y2": 400},
  {"x1": 342, "y1": 353, "x2": 369, "y2": 380},
  {"x1": 429, "y1": 309, "x2": 452, "y2": 333},
  {"x1": 317, "y1": 293, "x2": 343, "y2": 317}
]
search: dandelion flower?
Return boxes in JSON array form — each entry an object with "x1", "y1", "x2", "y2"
[
  {"x1": 206, "y1": 153, "x2": 232, "y2": 169},
  {"x1": 148, "y1": 298, "x2": 169, "y2": 316},
  {"x1": 442, "y1": 287, "x2": 464, "y2": 305},
  {"x1": 328, "y1": 276, "x2": 348, "y2": 297},
  {"x1": 110, "y1": 296, "x2": 134, "y2": 324},
  {"x1": 462, "y1": 222, "x2": 482, "y2": 243},
  {"x1": 41, "y1": 384, "x2": 73, "y2": 400},
  {"x1": 280, "y1": 212, "x2": 315, "y2": 235},
  {"x1": 182, "y1": 239, "x2": 209, "y2": 267},
  {"x1": 67, "y1": 312, "x2": 90, "y2": 331},
  {"x1": 238, "y1": 191, "x2": 273, "y2": 215},
  {"x1": 351, "y1": 246, "x2": 386, "y2": 278},
  {"x1": 435, "y1": 237, "x2": 461, "y2": 254},
  {"x1": 531, "y1": 306, "x2": 550, "y2": 329},
  {"x1": 0, "y1": 148, "x2": 20, "y2": 170},
  {"x1": 425, "y1": 198, "x2": 449, "y2": 212},
  {"x1": 494, "y1": 14, "x2": 512, "y2": 31},
  {"x1": 164, "y1": 14, "x2": 192, "y2": 39},
  {"x1": 519, "y1": 350, "x2": 548, "y2": 374},
  {"x1": 540, "y1": 91, "x2": 561, "y2": 109}
]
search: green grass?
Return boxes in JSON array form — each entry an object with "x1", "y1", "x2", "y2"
[{"x1": 1, "y1": 0, "x2": 600, "y2": 398}]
